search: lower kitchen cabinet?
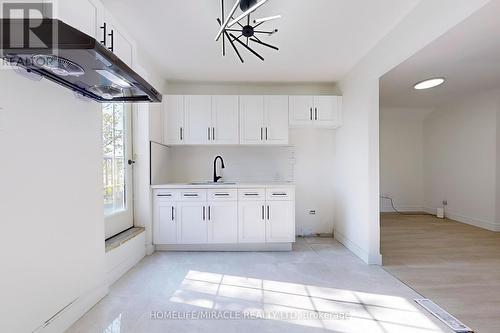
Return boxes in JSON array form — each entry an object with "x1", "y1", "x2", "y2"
[
  {"x1": 266, "y1": 201, "x2": 295, "y2": 242},
  {"x1": 153, "y1": 202, "x2": 177, "y2": 244},
  {"x1": 208, "y1": 201, "x2": 238, "y2": 243},
  {"x1": 238, "y1": 201, "x2": 266, "y2": 243},
  {"x1": 152, "y1": 186, "x2": 295, "y2": 248},
  {"x1": 177, "y1": 202, "x2": 207, "y2": 244}
]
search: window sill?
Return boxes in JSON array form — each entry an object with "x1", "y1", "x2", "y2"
[{"x1": 105, "y1": 227, "x2": 145, "y2": 253}]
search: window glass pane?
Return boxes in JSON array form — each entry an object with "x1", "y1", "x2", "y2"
[{"x1": 102, "y1": 103, "x2": 127, "y2": 216}]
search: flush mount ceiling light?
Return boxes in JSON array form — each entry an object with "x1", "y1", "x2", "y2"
[
  {"x1": 413, "y1": 77, "x2": 446, "y2": 90},
  {"x1": 215, "y1": 0, "x2": 280, "y2": 63}
]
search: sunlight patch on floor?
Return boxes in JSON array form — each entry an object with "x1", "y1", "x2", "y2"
[{"x1": 169, "y1": 270, "x2": 447, "y2": 333}]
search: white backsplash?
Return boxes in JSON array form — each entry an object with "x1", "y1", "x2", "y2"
[{"x1": 167, "y1": 146, "x2": 295, "y2": 183}]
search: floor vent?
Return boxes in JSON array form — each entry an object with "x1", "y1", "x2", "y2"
[{"x1": 415, "y1": 299, "x2": 473, "y2": 333}]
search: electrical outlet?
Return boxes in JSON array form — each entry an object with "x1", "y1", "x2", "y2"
[
  {"x1": 309, "y1": 210, "x2": 316, "y2": 215},
  {"x1": 442, "y1": 200, "x2": 448, "y2": 206}
]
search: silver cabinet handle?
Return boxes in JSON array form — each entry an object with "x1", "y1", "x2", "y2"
[
  {"x1": 310, "y1": 107, "x2": 313, "y2": 120},
  {"x1": 265, "y1": 127, "x2": 268, "y2": 141},
  {"x1": 262, "y1": 205, "x2": 265, "y2": 220},
  {"x1": 183, "y1": 193, "x2": 198, "y2": 197},
  {"x1": 208, "y1": 206, "x2": 211, "y2": 221},
  {"x1": 214, "y1": 193, "x2": 229, "y2": 196},
  {"x1": 272, "y1": 193, "x2": 287, "y2": 196},
  {"x1": 267, "y1": 205, "x2": 270, "y2": 220},
  {"x1": 157, "y1": 194, "x2": 172, "y2": 197},
  {"x1": 171, "y1": 206, "x2": 174, "y2": 221},
  {"x1": 180, "y1": 127, "x2": 183, "y2": 141},
  {"x1": 208, "y1": 127, "x2": 211, "y2": 140},
  {"x1": 315, "y1": 107, "x2": 318, "y2": 120},
  {"x1": 244, "y1": 193, "x2": 259, "y2": 196},
  {"x1": 260, "y1": 127, "x2": 263, "y2": 140},
  {"x1": 212, "y1": 127, "x2": 215, "y2": 141},
  {"x1": 203, "y1": 206, "x2": 206, "y2": 220}
]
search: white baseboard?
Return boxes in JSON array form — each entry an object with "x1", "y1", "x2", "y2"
[
  {"x1": 156, "y1": 242, "x2": 293, "y2": 252},
  {"x1": 424, "y1": 207, "x2": 500, "y2": 232},
  {"x1": 334, "y1": 230, "x2": 382, "y2": 265},
  {"x1": 380, "y1": 205, "x2": 424, "y2": 213},
  {"x1": 34, "y1": 283, "x2": 107, "y2": 333}
]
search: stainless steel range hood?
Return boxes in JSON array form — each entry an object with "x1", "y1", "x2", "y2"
[{"x1": 0, "y1": 19, "x2": 162, "y2": 103}]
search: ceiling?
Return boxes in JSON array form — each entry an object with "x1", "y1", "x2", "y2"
[
  {"x1": 101, "y1": 0, "x2": 418, "y2": 82},
  {"x1": 380, "y1": 0, "x2": 500, "y2": 109}
]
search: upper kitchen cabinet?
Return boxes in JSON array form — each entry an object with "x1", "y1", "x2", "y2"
[
  {"x1": 47, "y1": 0, "x2": 103, "y2": 39},
  {"x1": 163, "y1": 95, "x2": 185, "y2": 145},
  {"x1": 164, "y1": 95, "x2": 239, "y2": 145},
  {"x1": 211, "y1": 96, "x2": 239, "y2": 145},
  {"x1": 103, "y1": 13, "x2": 134, "y2": 67},
  {"x1": 240, "y1": 95, "x2": 289, "y2": 145},
  {"x1": 185, "y1": 95, "x2": 212, "y2": 145},
  {"x1": 289, "y1": 96, "x2": 342, "y2": 129}
]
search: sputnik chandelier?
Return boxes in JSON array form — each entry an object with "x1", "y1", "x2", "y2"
[{"x1": 215, "y1": 0, "x2": 281, "y2": 62}]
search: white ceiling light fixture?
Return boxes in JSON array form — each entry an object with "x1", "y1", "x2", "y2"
[
  {"x1": 215, "y1": 0, "x2": 281, "y2": 63},
  {"x1": 413, "y1": 77, "x2": 445, "y2": 90}
]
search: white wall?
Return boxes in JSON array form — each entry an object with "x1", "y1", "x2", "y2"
[
  {"x1": 423, "y1": 90, "x2": 499, "y2": 230},
  {"x1": 380, "y1": 108, "x2": 430, "y2": 212},
  {"x1": 0, "y1": 69, "x2": 106, "y2": 332},
  {"x1": 336, "y1": 0, "x2": 490, "y2": 264}
]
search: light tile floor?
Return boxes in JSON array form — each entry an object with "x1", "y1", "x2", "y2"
[{"x1": 67, "y1": 238, "x2": 451, "y2": 333}]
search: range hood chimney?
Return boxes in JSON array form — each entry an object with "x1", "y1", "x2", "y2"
[{"x1": 1, "y1": 19, "x2": 162, "y2": 103}]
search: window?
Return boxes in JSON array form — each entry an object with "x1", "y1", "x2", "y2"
[{"x1": 103, "y1": 103, "x2": 126, "y2": 216}]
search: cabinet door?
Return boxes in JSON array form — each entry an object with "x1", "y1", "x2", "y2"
[
  {"x1": 154, "y1": 203, "x2": 177, "y2": 244},
  {"x1": 239, "y1": 96, "x2": 265, "y2": 145},
  {"x1": 238, "y1": 201, "x2": 266, "y2": 243},
  {"x1": 177, "y1": 202, "x2": 208, "y2": 244},
  {"x1": 50, "y1": 0, "x2": 99, "y2": 39},
  {"x1": 212, "y1": 96, "x2": 239, "y2": 144},
  {"x1": 208, "y1": 202, "x2": 238, "y2": 243},
  {"x1": 313, "y1": 96, "x2": 340, "y2": 128},
  {"x1": 185, "y1": 96, "x2": 212, "y2": 145},
  {"x1": 266, "y1": 201, "x2": 295, "y2": 243},
  {"x1": 105, "y1": 14, "x2": 133, "y2": 67},
  {"x1": 289, "y1": 96, "x2": 314, "y2": 127},
  {"x1": 163, "y1": 95, "x2": 185, "y2": 145},
  {"x1": 264, "y1": 96, "x2": 289, "y2": 145}
]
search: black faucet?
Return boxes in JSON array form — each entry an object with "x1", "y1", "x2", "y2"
[{"x1": 213, "y1": 155, "x2": 225, "y2": 183}]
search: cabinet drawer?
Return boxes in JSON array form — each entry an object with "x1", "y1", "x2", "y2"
[
  {"x1": 179, "y1": 189, "x2": 207, "y2": 201},
  {"x1": 238, "y1": 189, "x2": 266, "y2": 201},
  {"x1": 266, "y1": 188, "x2": 294, "y2": 201},
  {"x1": 207, "y1": 189, "x2": 237, "y2": 201},
  {"x1": 154, "y1": 190, "x2": 180, "y2": 201}
]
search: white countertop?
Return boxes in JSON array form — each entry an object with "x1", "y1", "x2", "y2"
[{"x1": 151, "y1": 182, "x2": 295, "y2": 189}]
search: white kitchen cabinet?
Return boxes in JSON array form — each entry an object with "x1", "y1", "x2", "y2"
[
  {"x1": 240, "y1": 96, "x2": 289, "y2": 145},
  {"x1": 104, "y1": 14, "x2": 133, "y2": 67},
  {"x1": 266, "y1": 201, "x2": 295, "y2": 243},
  {"x1": 185, "y1": 95, "x2": 212, "y2": 145},
  {"x1": 211, "y1": 96, "x2": 239, "y2": 144},
  {"x1": 289, "y1": 96, "x2": 342, "y2": 128},
  {"x1": 154, "y1": 202, "x2": 177, "y2": 244},
  {"x1": 48, "y1": 0, "x2": 101, "y2": 39},
  {"x1": 264, "y1": 96, "x2": 289, "y2": 144},
  {"x1": 153, "y1": 185, "x2": 295, "y2": 248},
  {"x1": 163, "y1": 95, "x2": 185, "y2": 145},
  {"x1": 314, "y1": 96, "x2": 340, "y2": 127},
  {"x1": 208, "y1": 202, "x2": 238, "y2": 243},
  {"x1": 238, "y1": 201, "x2": 266, "y2": 243},
  {"x1": 239, "y1": 96, "x2": 265, "y2": 144},
  {"x1": 177, "y1": 202, "x2": 208, "y2": 244}
]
